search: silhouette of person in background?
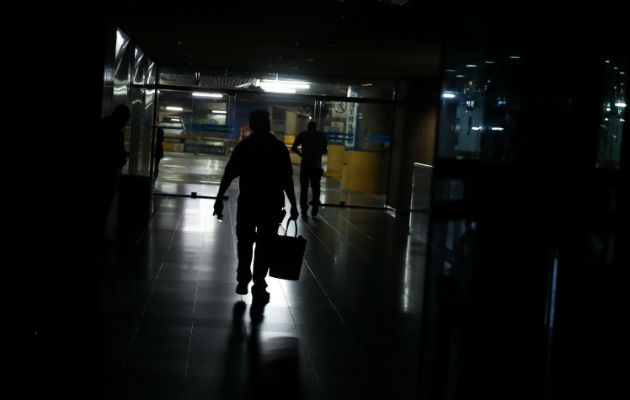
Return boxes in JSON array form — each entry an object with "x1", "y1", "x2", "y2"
[
  {"x1": 214, "y1": 109, "x2": 299, "y2": 305},
  {"x1": 291, "y1": 121, "x2": 328, "y2": 217},
  {"x1": 90, "y1": 104, "x2": 130, "y2": 255},
  {"x1": 153, "y1": 123, "x2": 165, "y2": 183}
]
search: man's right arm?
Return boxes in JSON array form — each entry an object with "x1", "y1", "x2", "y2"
[{"x1": 213, "y1": 147, "x2": 240, "y2": 219}]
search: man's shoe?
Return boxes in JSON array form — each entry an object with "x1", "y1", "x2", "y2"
[
  {"x1": 236, "y1": 282, "x2": 248, "y2": 295},
  {"x1": 249, "y1": 301, "x2": 266, "y2": 323},
  {"x1": 252, "y1": 286, "x2": 270, "y2": 304}
]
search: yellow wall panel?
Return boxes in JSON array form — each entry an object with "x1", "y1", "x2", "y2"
[
  {"x1": 341, "y1": 151, "x2": 389, "y2": 194},
  {"x1": 324, "y1": 144, "x2": 344, "y2": 179}
]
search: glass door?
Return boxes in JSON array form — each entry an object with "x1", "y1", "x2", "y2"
[
  {"x1": 153, "y1": 88, "x2": 394, "y2": 208},
  {"x1": 316, "y1": 95, "x2": 394, "y2": 208},
  {"x1": 154, "y1": 89, "x2": 232, "y2": 198}
]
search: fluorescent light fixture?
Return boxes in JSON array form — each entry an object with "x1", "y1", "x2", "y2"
[
  {"x1": 262, "y1": 86, "x2": 296, "y2": 94},
  {"x1": 615, "y1": 102, "x2": 627, "y2": 108},
  {"x1": 442, "y1": 92, "x2": 456, "y2": 99},
  {"x1": 491, "y1": 127, "x2": 504, "y2": 131},
  {"x1": 509, "y1": 56, "x2": 521, "y2": 59},
  {"x1": 192, "y1": 92, "x2": 224, "y2": 98},
  {"x1": 466, "y1": 64, "x2": 477, "y2": 68},
  {"x1": 212, "y1": 110, "x2": 227, "y2": 114},
  {"x1": 485, "y1": 60, "x2": 495, "y2": 64},
  {"x1": 166, "y1": 106, "x2": 183, "y2": 111},
  {"x1": 471, "y1": 126, "x2": 483, "y2": 131},
  {"x1": 456, "y1": 74, "x2": 465, "y2": 78},
  {"x1": 258, "y1": 79, "x2": 310, "y2": 93}
]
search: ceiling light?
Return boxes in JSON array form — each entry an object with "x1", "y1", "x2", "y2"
[
  {"x1": 166, "y1": 106, "x2": 183, "y2": 111},
  {"x1": 615, "y1": 102, "x2": 627, "y2": 108},
  {"x1": 192, "y1": 92, "x2": 224, "y2": 98},
  {"x1": 442, "y1": 92, "x2": 456, "y2": 99},
  {"x1": 257, "y1": 79, "x2": 311, "y2": 93},
  {"x1": 212, "y1": 110, "x2": 227, "y2": 114}
]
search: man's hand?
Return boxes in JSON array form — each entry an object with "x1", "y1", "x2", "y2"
[
  {"x1": 213, "y1": 199, "x2": 224, "y2": 220},
  {"x1": 290, "y1": 206, "x2": 299, "y2": 220}
]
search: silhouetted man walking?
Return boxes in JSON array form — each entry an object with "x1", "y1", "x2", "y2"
[
  {"x1": 292, "y1": 121, "x2": 328, "y2": 216},
  {"x1": 214, "y1": 110, "x2": 299, "y2": 303}
]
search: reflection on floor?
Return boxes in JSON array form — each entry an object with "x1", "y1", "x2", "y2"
[
  {"x1": 153, "y1": 151, "x2": 387, "y2": 208},
  {"x1": 97, "y1": 191, "x2": 429, "y2": 399}
]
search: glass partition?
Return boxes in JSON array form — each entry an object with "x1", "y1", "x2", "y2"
[
  {"x1": 102, "y1": 27, "x2": 156, "y2": 178},
  {"x1": 436, "y1": 56, "x2": 524, "y2": 163},
  {"x1": 154, "y1": 86, "x2": 395, "y2": 208}
]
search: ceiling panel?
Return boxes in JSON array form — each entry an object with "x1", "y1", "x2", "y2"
[{"x1": 112, "y1": 0, "x2": 442, "y2": 79}]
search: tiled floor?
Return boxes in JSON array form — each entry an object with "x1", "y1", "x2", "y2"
[{"x1": 43, "y1": 186, "x2": 428, "y2": 399}]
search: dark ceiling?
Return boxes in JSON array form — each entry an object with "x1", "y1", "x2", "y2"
[{"x1": 111, "y1": 0, "x2": 443, "y2": 80}]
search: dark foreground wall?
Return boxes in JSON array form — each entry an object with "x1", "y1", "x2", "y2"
[
  {"x1": 5, "y1": 9, "x2": 115, "y2": 398},
  {"x1": 419, "y1": 7, "x2": 628, "y2": 400}
]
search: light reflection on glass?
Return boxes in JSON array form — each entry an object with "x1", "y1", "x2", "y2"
[
  {"x1": 597, "y1": 58, "x2": 627, "y2": 169},
  {"x1": 401, "y1": 234, "x2": 413, "y2": 313},
  {"x1": 115, "y1": 29, "x2": 127, "y2": 57}
]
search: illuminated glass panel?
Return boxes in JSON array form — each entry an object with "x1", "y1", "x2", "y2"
[{"x1": 597, "y1": 58, "x2": 627, "y2": 169}]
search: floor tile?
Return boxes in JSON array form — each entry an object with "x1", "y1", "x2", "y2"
[{"x1": 89, "y1": 194, "x2": 427, "y2": 398}]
